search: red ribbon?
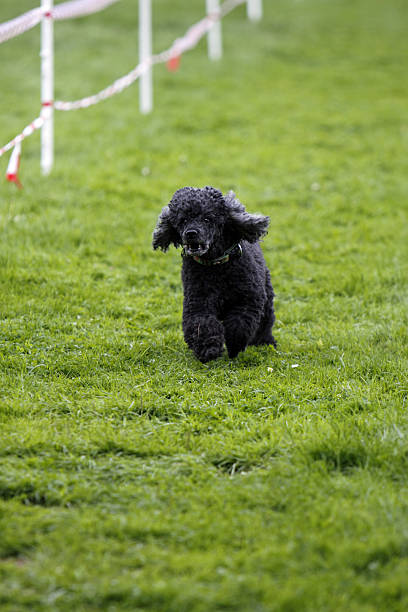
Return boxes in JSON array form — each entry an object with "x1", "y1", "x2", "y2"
[
  {"x1": 167, "y1": 55, "x2": 181, "y2": 72},
  {"x1": 6, "y1": 173, "x2": 23, "y2": 189}
]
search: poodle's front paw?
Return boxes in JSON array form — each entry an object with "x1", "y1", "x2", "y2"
[
  {"x1": 197, "y1": 342, "x2": 224, "y2": 363},
  {"x1": 224, "y1": 325, "x2": 249, "y2": 359},
  {"x1": 226, "y1": 339, "x2": 247, "y2": 359},
  {"x1": 183, "y1": 315, "x2": 225, "y2": 363}
]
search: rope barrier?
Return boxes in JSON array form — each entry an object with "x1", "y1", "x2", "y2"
[
  {"x1": 0, "y1": 115, "x2": 45, "y2": 159},
  {"x1": 0, "y1": 0, "x2": 253, "y2": 182},
  {"x1": 0, "y1": 0, "x2": 119, "y2": 44},
  {"x1": 0, "y1": 8, "x2": 42, "y2": 44},
  {"x1": 53, "y1": 0, "x2": 120, "y2": 21},
  {"x1": 54, "y1": 0, "x2": 245, "y2": 111}
]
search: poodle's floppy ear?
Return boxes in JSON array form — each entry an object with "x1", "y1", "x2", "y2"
[
  {"x1": 224, "y1": 191, "x2": 269, "y2": 243},
  {"x1": 152, "y1": 206, "x2": 180, "y2": 251}
]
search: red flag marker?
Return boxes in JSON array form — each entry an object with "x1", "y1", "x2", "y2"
[
  {"x1": 167, "y1": 55, "x2": 181, "y2": 72},
  {"x1": 6, "y1": 142, "x2": 22, "y2": 188}
]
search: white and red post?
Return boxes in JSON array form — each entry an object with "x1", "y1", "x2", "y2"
[
  {"x1": 139, "y1": 0, "x2": 152, "y2": 114},
  {"x1": 206, "y1": 0, "x2": 222, "y2": 61},
  {"x1": 41, "y1": 0, "x2": 54, "y2": 175},
  {"x1": 247, "y1": 0, "x2": 263, "y2": 21}
]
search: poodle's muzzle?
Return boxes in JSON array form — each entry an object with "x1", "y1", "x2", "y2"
[{"x1": 182, "y1": 228, "x2": 209, "y2": 256}]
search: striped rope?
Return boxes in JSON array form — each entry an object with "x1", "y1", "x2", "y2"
[
  {"x1": 0, "y1": 116, "x2": 44, "y2": 158},
  {"x1": 0, "y1": 8, "x2": 43, "y2": 44},
  {"x1": 0, "y1": 0, "x2": 120, "y2": 44},
  {"x1": 53, "y1": 0, "x2": 120, "y2": 21}
]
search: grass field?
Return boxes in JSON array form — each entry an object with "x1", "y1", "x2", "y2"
[{"x1": 1, "y1": 0, "x2": 408, "y2": 610}]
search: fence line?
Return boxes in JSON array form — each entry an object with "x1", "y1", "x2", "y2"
[
  {"x1": 0, "y1": 0, "x2": 262, "y2": 182},
  {"x1": 54, "y1": 0, "x2": 245, "y2": 111}
]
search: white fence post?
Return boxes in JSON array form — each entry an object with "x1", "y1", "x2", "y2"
[
  {"x1": 40, "y1": 0, "x2": 54, "y2": 175},
  {"x1": 206, "y1": 0, "x2": 222, "y2": 61},
  {"x1": 247, "y1": 0, "x2": 263, "y2": 21},
  {"x1": 139, "y1": 0, "x2": 152, "y2": 114}
]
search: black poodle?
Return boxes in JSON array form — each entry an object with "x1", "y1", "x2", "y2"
[{"x1": 153, "y1": 186, "x2": 276, "y2": 363}]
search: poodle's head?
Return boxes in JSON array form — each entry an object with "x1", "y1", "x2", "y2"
[{"x1": 152, "y1": 186, "x2": 269, "y2": 258}]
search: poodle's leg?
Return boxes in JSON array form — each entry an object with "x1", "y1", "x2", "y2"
[
  {"x1": 250, "y1": 313, "x2": 277, "y2": 347},
  {"x1": 223, "y1": 307, "x2": 262, "y2": 359},
  {"x1": 183, "y1": 313, "x2": 225, "y2": 363},
  {"x1": 250, "y1": 281, "x2": 277, "y2": 348}
]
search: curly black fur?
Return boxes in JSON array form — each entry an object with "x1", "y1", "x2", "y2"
[{"x1": 153, "y1": 186, "x2": 276, "y2": 363}]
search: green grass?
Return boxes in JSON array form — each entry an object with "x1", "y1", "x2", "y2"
[{"x1": 1, "y1": 0, "x2": 408, "y2": 609}]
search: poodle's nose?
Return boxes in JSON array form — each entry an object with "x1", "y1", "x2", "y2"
[{"x1": 184, "y1": 229, "x2": 198, "y2": 242}]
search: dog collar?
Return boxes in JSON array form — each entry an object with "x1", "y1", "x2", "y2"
[{"x1": 182, "y1": 242, "x2": 242, "y2": 266}]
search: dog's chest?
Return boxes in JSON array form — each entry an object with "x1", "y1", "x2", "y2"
[{"x1": 182, "y1": 260, "x2": 245, "y2": 303}]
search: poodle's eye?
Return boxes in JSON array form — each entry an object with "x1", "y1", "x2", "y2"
[{"x1": 203, "y1": 218, "x2": 211, "y2": 223}]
